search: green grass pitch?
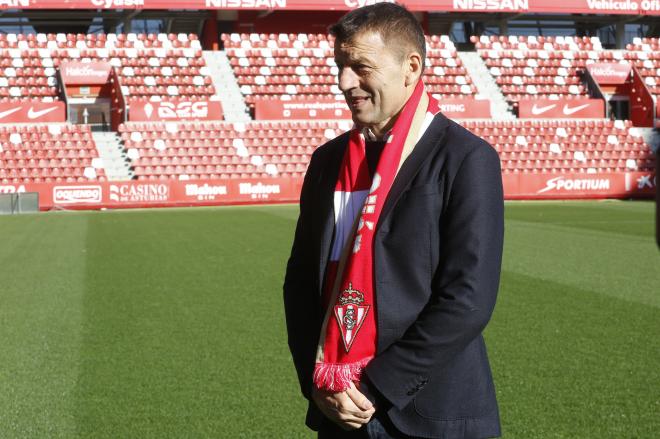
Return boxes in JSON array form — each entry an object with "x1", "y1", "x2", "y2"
[{"x1": 0, "y1": 201, "x2": 658, "y2": 438}]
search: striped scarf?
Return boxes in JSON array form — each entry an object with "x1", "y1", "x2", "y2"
[{"x1": 313, "y1": 81, "x2": 441, "y2": 391}]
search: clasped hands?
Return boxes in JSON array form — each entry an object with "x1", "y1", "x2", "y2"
[{"x1": 312, "y1": 381, "x2": 376, "y2": 431}]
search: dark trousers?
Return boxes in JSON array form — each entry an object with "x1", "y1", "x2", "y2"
[{"x1": 317, "y1": 412, "x2": 422, "y2": 439}]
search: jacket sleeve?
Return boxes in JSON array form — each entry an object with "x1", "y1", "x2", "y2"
[
  {"x1": 282, "y1": 149, "x2": 323, "y2": 401},
  {"x1": 364, "y1": 143, "x2": 505, "y2": 410}
]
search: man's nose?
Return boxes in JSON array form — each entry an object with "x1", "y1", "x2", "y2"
[{"x1": 338, "y1": 67, "x2": 359, "y2": 92}]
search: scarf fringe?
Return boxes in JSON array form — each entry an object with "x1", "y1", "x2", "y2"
[{"x1": 313, "y1": 357, "x2": 373, "y2": 392}]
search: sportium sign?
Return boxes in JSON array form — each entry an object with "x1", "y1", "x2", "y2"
[
  {"x1": 518, "y1": 98, "x2": 605, "y2": 118},
  {"x1": 437, "y1": 99, "x2": 491, "y2": 118}
]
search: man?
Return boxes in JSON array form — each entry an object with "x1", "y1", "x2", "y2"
[{"x1": 283, "y1": 3, "x2": 504, "y2": 438}]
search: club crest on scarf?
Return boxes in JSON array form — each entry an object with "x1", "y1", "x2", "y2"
[{"x1": 334, "y1": 282, "x2": 370, "y2": 352}]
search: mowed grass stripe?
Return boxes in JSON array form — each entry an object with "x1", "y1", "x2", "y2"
[
  {"x1": 0, "y1": 213, "x2": 89, "y2": 438},
  {"x1": 503, "y1": 200, "x2": 655, "y2": 238},
  {"x1": 503, "y1": 203, "x2": 659, "y2": 308},
  {"x1": 74, "y1": 207, "x2": 309, "y2": 438},
  {"x1": 488, "y1": 271, "x2": 660, "y2": 438},
  {"x1": 495, "y1": 201, "x2": 660, "y2": 437}
]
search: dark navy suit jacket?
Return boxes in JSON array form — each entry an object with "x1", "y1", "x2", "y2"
[{"x1": 283, "y1": 113, "x2": 504, "y2": 438}]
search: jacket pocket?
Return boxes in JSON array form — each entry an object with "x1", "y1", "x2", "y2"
[
  {"x1": 411, "y1": 338, "x2": 497, "y2": 421},
  {"x1": 402, "y1": 181, "x2": 443, "y2": 198}
]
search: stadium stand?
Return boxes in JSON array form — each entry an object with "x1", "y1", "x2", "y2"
[
  {"x1": 0, "y1": 18, "x2": 656, "y2": 208},
  {"x1": 465, "y1": 119, "x2": 655, "y2": 174},
  {"x1": 472, "y1": 35, "x2": 602, "y2": 104},
  {"x1": 222, "y1": 33, "x2": 476, "y2": 110},
  {"x1": 119, "y1": 120, "x2": 351, "y2": 180},
  {"x1": 0, "y1": 124, "x2": 105, "y2": 184},
  {"x1": 0, "y1": 33, "x2": 215, "y2": 104},
  {"x1": 116, "y1": 118, "x2": 654, "y2": 181}
]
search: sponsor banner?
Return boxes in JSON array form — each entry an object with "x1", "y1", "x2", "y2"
[
  {"x1": 587, "y1": 63, "x2": 632, "y2": 85},
  {"x1": 442, "y1": 0, "x2": 660, "y2": 15},
  {"x1": 518, "y1": 98, "x2": 605, "y2": 118},
  {"x1": 3, "y1": 172, "x2": 654, "y2": 211},
  {"x1": 53, "y1": 185, "x2": 102, "y2": 204},
  {"x1": 129, "y1": 99, "x2": 223, "y2": 121},
  {"x1": 172, "y1": 180, "x2": 287, "y2": 201},
  {"x1": 3, "y1": 0, "x2": 660, "y2": 14},
  {"x1": 6, "y1": 178, "x2": 300, "y2": 210},
  {"x1": 503, "y1": 172, "x2": 656, "y2": 199},
  {"x1": 0, "y1": 101, "x2": 66, "y2": 123},
  {"x1": 108, "y1": 182, "x2": 170, "y2": 203},
  {"x1": 0, "y1": 184, "x2": 28, "y2": 193},
  {"x1": 437, "y1": 99, "x2": 491, "y2": 119},
  {"x1": 255, "y1": 97, "x2": 490, "y2": 120},
  {"x1": 255, "y1": 99, "x2": 350, "y2": 120},
  {"x1": 177, "y1": 182, "x2": 229, "y2": 201},
  {"x1": 59, "y1": 61, "x2": 112, "y2": 85}
]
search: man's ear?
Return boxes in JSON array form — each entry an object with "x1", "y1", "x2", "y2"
[{"x1": 404, "y1": 51, "x2": 423, "y2": 86}]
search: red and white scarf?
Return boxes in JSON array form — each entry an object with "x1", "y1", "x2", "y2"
[{"x1": 313, "y1": 81, "x2": 441, "y2": 392}]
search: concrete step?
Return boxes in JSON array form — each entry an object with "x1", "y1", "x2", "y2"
[
  {"x1": 203, "y1": 51, "x2": 251, "y2": 122},
  {"x1": 92, "y1": 131, "x2": 133, "y2": 181},
  {"x1": 457, "y1": 51, "x2": 515, "y2": 120}
]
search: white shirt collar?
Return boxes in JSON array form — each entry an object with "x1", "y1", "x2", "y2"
[{"x1": 361, "y1": 126, "x2": 391, "y2": 142}]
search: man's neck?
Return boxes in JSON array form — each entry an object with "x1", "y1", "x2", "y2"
[{"x1": 363, "y1": 126, "x2": 391, "y2": 142}]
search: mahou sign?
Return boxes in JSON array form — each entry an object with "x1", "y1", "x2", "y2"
[
  {"x1": 129, "y1": 99, "x2": 224, "y2": 121},
  {"x1": 59, "y1": 61, "x2": 112, "y2": 85}
]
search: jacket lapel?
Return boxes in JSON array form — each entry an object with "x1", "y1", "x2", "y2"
[{"x1": 378, "y1": 113, "x2": 450, "y2": 229}]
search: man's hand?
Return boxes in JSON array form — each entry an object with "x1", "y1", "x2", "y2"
[{"x1": 312, "y1": 382, "x2": 376, "y2": 430}]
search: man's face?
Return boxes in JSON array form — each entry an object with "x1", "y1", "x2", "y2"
[{"x1": 334, "y1": 31, "x2": 411, "y2": 137}]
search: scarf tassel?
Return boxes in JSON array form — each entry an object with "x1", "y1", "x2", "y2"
[{"x1": 313, "y1": 357, "x2": 373, "y2": 392}]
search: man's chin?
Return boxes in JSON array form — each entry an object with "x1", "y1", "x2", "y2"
[{"x1": 350, "y1": 113, "x2": 372, "y2": 128}]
